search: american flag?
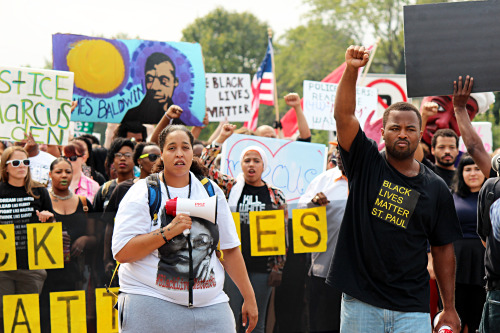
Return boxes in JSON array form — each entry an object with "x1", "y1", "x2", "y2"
[{"x1": 244, "y1": 38, "x2": 274, "y2": 131}]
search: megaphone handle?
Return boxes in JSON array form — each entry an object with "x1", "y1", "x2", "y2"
[{"x1": 179, "y1": 211, "x2": 191, "y2": 236}]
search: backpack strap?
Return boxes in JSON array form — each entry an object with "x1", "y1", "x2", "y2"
[
  {"x1": 197, "y1": 175, "x2": 215, "y2": 197},
  {"x1": 482, "y1": 177, "x2": 500, "y2": 237},
  {"x1": 78, "y1": 196, "x2": 89, "y2": 215},
  {"x1": 146, "y1": 173, "x2": 162, "y2": 226}
]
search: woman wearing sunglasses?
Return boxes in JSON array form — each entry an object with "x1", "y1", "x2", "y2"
[
  {"x1": 0, "y1": 146, "x2": 54, "y2": 323},
  {"x1": 62, "y1": 141, "x2": 100, "y2": 202}
]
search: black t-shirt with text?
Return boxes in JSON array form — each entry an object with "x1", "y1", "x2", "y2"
[
  {"x1": 0, "y1": 182, "x2": 54, "y2": 269},
  {"x1": 326, "y1": 128, "x2": 462, "y2": 313},
  {"x1": 237, "y1": 183, "x2": 273, "y2": 273}
]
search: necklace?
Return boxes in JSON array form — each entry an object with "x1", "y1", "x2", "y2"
[
  {"x1": 50, "y1": 190, "x2": 74, "y2": 200},
  {"x1": 162, "y1": 173, "x2": 191, "y2": 199}
]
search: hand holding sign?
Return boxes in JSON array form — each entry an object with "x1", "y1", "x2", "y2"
[
  {"x1": 453, "y1": 76, "x2": 473, "y2": 110},
  {"x1": 36, "y1": 210, "x2": 54, "y2": 223},
  {"x1": 346, "y1": 46, "x2": 370, "y2": 69}
]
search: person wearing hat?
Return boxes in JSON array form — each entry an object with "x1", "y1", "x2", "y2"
[{"x1": 200, "y1": 123, "x2": 287, "y2": 333}]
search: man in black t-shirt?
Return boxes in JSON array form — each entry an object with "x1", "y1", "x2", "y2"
[{"x1": 327, "y1": 45, "x2": 462, "y2": 333}]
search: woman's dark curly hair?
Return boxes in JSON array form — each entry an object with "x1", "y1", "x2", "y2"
[{"x1": 152, "y1": 125, "x2": 207, "y2": 177}]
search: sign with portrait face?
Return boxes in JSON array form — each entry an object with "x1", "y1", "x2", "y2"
[{"x1": 52, "y1": 34, "x2": 206, "y2": 126}]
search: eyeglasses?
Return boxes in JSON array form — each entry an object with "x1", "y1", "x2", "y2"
[
  {"x1": 115, "y1": 152, "x2": 133, "y2": 159},
  {"x1": 139, "y1": 153, "x2": 160, "y2": 162},
  {"x1": 63, "y1": 155, "x2": 83, "y2": 162},
  {"x1": 170, "y1": 233, "x2": 213, "y2": 249},
  {"x1": 6, "y1": 159, "x2": 30, "y2": 167}
]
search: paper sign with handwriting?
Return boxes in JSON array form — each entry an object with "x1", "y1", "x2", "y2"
[{"x1": 0, "y1": 66, "x2": 73, "y2": 144}]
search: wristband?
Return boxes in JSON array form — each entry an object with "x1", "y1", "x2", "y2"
[{"x1": 160, "y1": 227, "x2": 170, "y2": 243}]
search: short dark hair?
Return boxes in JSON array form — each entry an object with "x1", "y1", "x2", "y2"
[
  {"x1": 115, "y1": 122, "x2": 147, "y2": 142},
  {"x1": 382, "y1": 102, "x2": 422, "y2": 129},
  {"x1": 145, "y1": 52, "x2": 176, "y2": 78},
  {"x1": 431, "y1": 129, "x2": 459, "y2": 148},
  {"x1": 133, "y1": 142, "x2": 159, "y2": 166},
  {"x1": 105, "y1": 138, "x2": 135, "y2": 178}
]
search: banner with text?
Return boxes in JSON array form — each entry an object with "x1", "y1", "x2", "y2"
[
  {"x1": 0, "y1": 66, "x2": 74, "y2": 144},
  {"x1": 220, "y1": 134, "x2": 327, "y2": 211},
  {"x1": 53, "y1": 34, "x2": 205, "y2": 126},
  {"x1": 302, "y1": 80, "x2": 377, "y2": 131},
  {"x1": 206, "y1": 73, "x2": 251, "y2": 122}
]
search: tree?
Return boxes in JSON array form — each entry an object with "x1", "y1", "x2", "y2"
[
  {"x1": 305, "y1": 0, "x2": 446, "y2": 74},
  {"x1": 182, "y1": 7, "x2": 269, "y2": 74}
]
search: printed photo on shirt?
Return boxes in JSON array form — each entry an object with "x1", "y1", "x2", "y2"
[{"x1": 156, "y1": 206, "x2": 219, "y2": 291}]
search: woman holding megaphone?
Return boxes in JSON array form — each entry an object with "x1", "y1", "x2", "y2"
[
  {"x1": 112, "y1": 125, "x2": 257, "y2": 333},
  {"x1": 201, "y1": 124, "x2": 288, "y2": 333}
]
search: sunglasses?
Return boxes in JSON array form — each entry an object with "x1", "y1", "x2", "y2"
[
  {"x1": 6, "y1": 159, "x2": 30, "y2": 167},
  {"x1": 139, "y1": 153, "x2": 160, "y2": 162},
  {"x1": 63, "y1": 155, "x2": 83, "y2": 162}
]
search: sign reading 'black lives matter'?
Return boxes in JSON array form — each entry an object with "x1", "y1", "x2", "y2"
[{"x1": 371, "y1": 180, "x2": 420, "y2": 229}]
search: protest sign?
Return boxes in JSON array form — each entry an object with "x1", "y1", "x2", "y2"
[
  {"x1": 0, "y1": 224, "x2": 16, "y2": 271},
  {"x1": 96, "y1": 288, "x2": 119, "y2": 333},
  {"x1": 27, "y1": 222, "x2": 64, "y2": 270},
  {"x1": 220, "y1": 134, "x2": 327, "y2": 211},
  {"x1": 363, "y1": 74, "x2": 409, "y2": 115},
  {"x1": 53, "y1": 34, "x2": 205, "y2": 126},
  {"x1": 404, "y1": 1, "x2": 500, "y2": 97},
  {"x1": 249, "y1": 210, "x2": 286, "y2": 257},
  {"x1": 459, "y1": 122, "x2": 493, "y2": 153},
  {"x1": 302, "y1": 80, "x2": 377, "y2": 131},
  {"x1": 292, "y1": 206, "x2": 327, "y2": 254},
  {"x1": 3, "y1": 294, "x2": 40, "y2": 333},
  {"x1": 0, "y1": 66, "x2": 73, "y2": 144},
  {"x1": 206, "y1": 73, "x2": 252, "y2": 122},
  {"x1": 50, "y1": 290, "x2": 86, "y2": 333}
]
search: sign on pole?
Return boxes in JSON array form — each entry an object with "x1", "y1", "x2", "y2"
[
  {"x1": 0, "y1": 66, "x2": 73, "y2": 144},
  {"x1": 206, "y1": 73, "x2": 252, "y2": 122}
]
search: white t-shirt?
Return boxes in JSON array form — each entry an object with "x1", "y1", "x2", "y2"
[
  {"x1": 29, "y1": 151, "x2": 56, "y2": 187},
  {"x1": 112, "y1": 172, "x2": 240, "y2": 307}
]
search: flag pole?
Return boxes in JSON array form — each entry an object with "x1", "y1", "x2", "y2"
[
  {"x1": 359, "y1": 37, "x2": 381, "y2": 86},
  {"x1": 268, "y1": 28, "x2": 282, "y2": 137}
]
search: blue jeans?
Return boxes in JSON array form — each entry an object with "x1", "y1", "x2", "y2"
[
  {"x1": 479, "y1": 290, "x2": 500, "y2": 333},
  {"x1": 340, "y1": 293, "x2": 431, "y2": 333},
  {"x1": 225, "y1": 271, "x2": 272, "y2": 333}
]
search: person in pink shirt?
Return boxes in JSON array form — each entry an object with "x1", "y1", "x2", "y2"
[{"x1": 62, "y1": 141, "x2": 100, "y2": 202}]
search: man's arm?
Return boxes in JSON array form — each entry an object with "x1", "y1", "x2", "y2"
[
  {"x1": 334, "y1": 46, "x2": 369, "y2": 152},
  {"x1": 284, "y1": 93, "x2": 311, "y2": 140},
  {"x1": 431, "y1": 243, "x2": 461, "y2": 333},
  {"x1": 453, "y1": 76, "x2": 491, "y2": 178}
]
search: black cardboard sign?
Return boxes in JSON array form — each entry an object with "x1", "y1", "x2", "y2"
[{"x1": 404, "y1": 1, "x2": 500, "y2": 97}]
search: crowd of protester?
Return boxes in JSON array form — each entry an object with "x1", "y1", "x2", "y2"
[{"x1": 0, "y1": 61, "x2": 499, "y2": 333}]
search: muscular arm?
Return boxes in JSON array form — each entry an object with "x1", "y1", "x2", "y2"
[
  {"x1": 222, "y1": 247, "x2": 258, "y2": 333},
  {"x1": 334, "y1": 46, "x2": 369, "y2": 152},
  {"x1": 431, "y1": 243, "x2": 461, "y2": 332},
  {"x1": 453, "y1": 76, "x2": 491, "y2": 178}
]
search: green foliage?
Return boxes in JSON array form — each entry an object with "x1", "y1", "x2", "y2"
[
  {"x1": 181, "y1": 7, "x2": 269, "y2": 74},
  {"x1": 305, "y1": 0, "x2": 447, "y2": 73}
]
